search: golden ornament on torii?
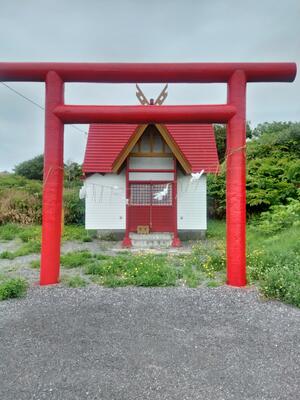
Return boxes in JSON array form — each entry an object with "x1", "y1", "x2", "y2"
[{"x1": 136, "y1": 84, "x2": 168, "y2": 105}]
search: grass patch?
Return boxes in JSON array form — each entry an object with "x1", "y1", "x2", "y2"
[
  {"x1": 0, "y1": 223, "x2": 97, "y2": 244},
  {"x1": 170, "y1": 239, "x2": 226, "y2": 288},
  {"x1": 0, "y1": 240, "x2": 41, "y2": 259},
  {"x1": 181, "y1": 265, "x2": 201, "y2": 288},
  {"x1": 207, "y1": 280, "x2": 221, "y2": 288},
  {"x1": 84, "y1": 253, "x2": 177, "y2": 287},
  {"x1": 60, "y1": 250, "x2": 94, "y2": 268},
  {"x1": 30, "y1": 260, "x2": 40, "y2": 269},
  {"x1": 82, "y1": 236, "x2": 93, "y2": 242},
  {"x1": 0, "y1": 277, "x2": 28, "y2": 301},
  {"x1": 1, "y1": 220, "x2": 299, "y2": 307},
  {"x1": 206, "y1": 220, "x2": 300, "y2": 307},
  {"x1": 17, "y1": 226, "x2": 41, "y2": 243},
  {"x1": 0, "y1": 223, "x2": 41, "y2": 242},
  {"x1": 259, "y1": 255, "x2": 300, "y2": 307},
  {"x1": 62, "y1": 275, "x2": 88, "y2": 288},
  {"x1": 0, "y1": 251, "x2": 14, "y2": 260},
  {"x1": 247, "y1": 225, "x2": 300, "y2": 307},
  {"x1": 207, "y1": 219, "x2": 226, "y2": 240},
  {"x1": 62, "y1": 225, "x2": 97, "y2": 242},
  {"x1": 60, "y1": 250, "x2": 111, "y2": 269},
  {"x1": 0, "y1": 223, "x2": 24, "y2": 240},
  {"x1": 60, "y1": 242, "x2": 226, "y2": 289}
]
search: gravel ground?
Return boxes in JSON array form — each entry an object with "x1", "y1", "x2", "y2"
[
  {"x1": 0, "y1": 285, "x2": 299, "y2": 400},
  {"x1": 60, "y1": 240, "x2": 192, "y2": 255}
]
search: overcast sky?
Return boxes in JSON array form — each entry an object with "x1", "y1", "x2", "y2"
[{"x1": 0, "y1": 0, "x2": 299, "y2": 171}]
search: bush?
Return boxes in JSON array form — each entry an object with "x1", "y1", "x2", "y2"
[
  {"x1": 260, "y1": 254, "x2": 300, "y2": 307},
  {"x1": 64, "y1": 161, "x2": 82, "y2": 184},
  {"x1": 247, "y1": 249, "x2": 273, "y2": 281},
  {"x1": 0, "y1": 189, "x2": 42, "y2": 225},
  {"x1": 208, "y1": 122, "x2": 300, "y2": 218},
  {"x1": 256, "y1": 194, "x2": 300, "y2": 235},
  {"x1": 0, "y1": 173, "x2": 85, "y2": 227},
  {"x1": 0, "y1": 173, "x2": 42, "y2": 193},
  {"x1": 189, "y1": 241, "x2": 226, "y2": 277},
  {"x1": 0, "y1": 174, "x2": 42, "y2": 225},
  {"x1": 63, "y1": 189, "x2": 85, "y2": 224},
  {"x1": 247, "y1": 222, "x2": 300, "y2": 307},
  {"x1": 14, "y1": 155, "x2": 44, "y2": 180},
  {"x1": 207, "y1": 167, "x2": 226, "y2": 219},
  {"x1": 0, "y1": 278, "x2": 28, "y2": 301}
]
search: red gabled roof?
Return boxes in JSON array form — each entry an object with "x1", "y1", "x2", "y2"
[
  {"x1": 83, "y1": 124, "x2": 138, "y2": 173},
  {"x1": 83, "y1": 123, "x2": 219, "y2": 174},
  {"x1": 165, "y1": 124, "x2": 219, "y2": 173}
]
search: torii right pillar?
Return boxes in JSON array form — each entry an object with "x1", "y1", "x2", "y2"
[{"x1": 226, "y1": 70, "x2": 247, "y2": 286}]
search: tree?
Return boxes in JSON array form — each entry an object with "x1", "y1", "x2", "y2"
[
  {"x1": 14, "y1": 155, "x2": 44, "y2": 180},
  {"x1": 252, "y1": 121, "x2": 294, "y2": 139},
  {"x1": 208, "y1": 122, "x2": 300, "y2": 218},
  {"x1": 14, "y1": 155, "x2": 83, "y2": 184},
  {"x1": 213, "y1": 123, "x2": 252, "y2": 163},
  {"x1": 64, "y1": 161, "x2": 82, "y2": 184}
]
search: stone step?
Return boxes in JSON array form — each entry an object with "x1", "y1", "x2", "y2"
[
  {"x1": 130, "y1": 233, "x2": 173, "y2": 240},
  {"x1": 129, "y1": 232, "x2": 173, "y2": 249}
]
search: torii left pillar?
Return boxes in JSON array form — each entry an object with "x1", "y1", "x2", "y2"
[{"x1": 40, "y1": 72, "x2": 64, "y2": 285}]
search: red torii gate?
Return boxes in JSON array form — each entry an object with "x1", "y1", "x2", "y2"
[{"x1": 0, "y1": 62, "x2": 296, "y2": 287}]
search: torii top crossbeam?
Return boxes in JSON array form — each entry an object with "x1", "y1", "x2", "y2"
[
  {"x1": 0, "y1": 62, "x2": 296, "y2": 287},
  {"x1": 0, "y1": 62, "x2": 296, "y2": 82}
]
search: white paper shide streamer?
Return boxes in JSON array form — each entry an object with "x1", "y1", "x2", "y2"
[
  {"x1": 153, "y1": 183, "x2": 170, "y2": 201},
  {"x1": 79, "y1": 186, "x2": 86, "y2": 199},
  {"x1": 190, "y1": 169, "x2": 204, "y2": 182},
  {"x1": 79, "y1": 183, "x2": 121, "y2": 203}
]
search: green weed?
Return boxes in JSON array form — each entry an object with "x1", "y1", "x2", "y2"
[
  {"x1": 17, "y1": 226, "x2": 41, "y2": 242},
  {"x1": 97, "y1": 232, "x2": 118, "y2": 241},
  {"x1": 30, "y1": 260, "x2": 40, "y2": 269},
  {"x1": 63, "y1": 275, "x2": 88, "y2": 288},
  {"x1": 0, "y1": 223, "x2": 41, "y2": 243},
  {"x1": 62, "y1": 225, "x2": 96, "y2": 242},
  {"x1": 207, "y1": 219, "x2": 226, "y2": 240},
  {"x1": 84, "y1": 254, "x2": 177, "y2": 288},
  {"x1": 206, "y1": 280, "x2": 221, "y2": 288},
  {"x1": 0, "y1": 223, "x2": 24, "y2": 240},
  {"x1": 0, "y1": 278, "x2": 28, "y2": 301},
  {"x1": 259, "y1": 254, "x2": 300, "y2": 307},
  {"x1": 60, "y1": 250, "x2": 94, "y2": 268},
  {"x1": 247, "y1": 225, "x2": 300, "y2": 307},
  {"x1": 0, "y1": 251, "x2": 15, "y2": 260},
  {"x1": 0, "y1": 240, "x2": 41, "y2": 259}
]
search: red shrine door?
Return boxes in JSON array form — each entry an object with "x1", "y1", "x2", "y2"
[
  {"x1": 126, "y1": 125, "x2": 177, "y2": 234},
  {"x1": 128, "y1": 182, "x2": 175, "y2": 232}
]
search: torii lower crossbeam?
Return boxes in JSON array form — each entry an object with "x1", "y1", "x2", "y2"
[{"x1": 0, "y1": 62, "x2": 296, "y2": 287}]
